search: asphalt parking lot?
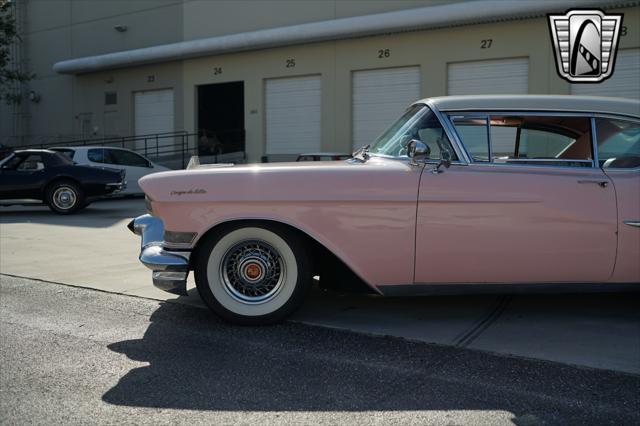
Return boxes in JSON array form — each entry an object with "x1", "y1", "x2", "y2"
[
  {"x1": 1, "y1": 198, "x2": 639, "y2": 376},
  {"x1": 2, "y1": 275, "x2": 639, "y2": 425}
]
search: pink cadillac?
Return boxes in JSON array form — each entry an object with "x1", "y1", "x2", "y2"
[{"x1": 129, "y1": 95, "x2": 640, "y2": 324}]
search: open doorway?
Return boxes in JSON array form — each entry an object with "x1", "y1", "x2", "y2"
[{"x1": 197, "y1": 81, "x2": 245, "y2": 158}]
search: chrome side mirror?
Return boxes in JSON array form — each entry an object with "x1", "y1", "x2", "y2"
[{"x1": 407, "y1": 139, "x2": 429, "y2": 166}]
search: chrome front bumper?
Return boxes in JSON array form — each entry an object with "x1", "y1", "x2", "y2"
[{"x1": 128, "y1": 214, "x2": 190, "y2": 296}]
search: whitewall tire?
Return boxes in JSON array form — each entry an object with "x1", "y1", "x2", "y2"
[
  {"x1": 46, "y1": 180, "x2": 84, "y2": 214},
  {"x1": 194, "y1": 224, "x2": 312, "y2": 325}
]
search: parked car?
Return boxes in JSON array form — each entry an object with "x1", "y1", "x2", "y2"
[
  {"x1": 50, "y1": 146, "x2": 170, "y2": 195},
  {"x1": 129, "y1": 95, "x2": 640, "y2": 325},
  {"x1": 0, "y1": 149, "x2": 125, "y2": 214},
  {"x1": 296, "y1": 152, "x2": 352, "y2": 161}
]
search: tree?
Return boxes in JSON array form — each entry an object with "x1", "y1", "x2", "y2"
[{"x1": 0, "y1": 0, "x2": 34, "y2": 105}]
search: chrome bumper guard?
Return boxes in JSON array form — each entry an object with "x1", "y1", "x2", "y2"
[{"x1": 128, "y1": 214, "x2": 190, "y2": 296}]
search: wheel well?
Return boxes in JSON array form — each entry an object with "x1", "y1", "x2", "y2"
[
  {"x1": 44, "y1": 176, "x2": 82, "y2": 194},
  {"x1": 43, "y1": 177, "x2": 81, "y2": 197},
  {"x1": 190, "y1": 219, "x2": 375, "y2": 294}
]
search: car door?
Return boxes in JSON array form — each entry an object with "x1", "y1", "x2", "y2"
[
  {"x1": 0, "y1": 154, "x2": 48, "y2": 200},
  {"x1": 107, "y1": 149, "x2": 153, "y2": 194},
  {"x1": 595, "y1": 116, "x2": 640, "y2": 283},
  {"x1": 415, "y1": 112, "x2": 617, "y2": 284}
]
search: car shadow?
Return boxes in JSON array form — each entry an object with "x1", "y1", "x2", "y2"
[
  {"x1": 0, "y1": 197, "x2": 145, "y2": 228},
  {"x1": 102, "y1": 288, "x2": 639, "y2": 423}
]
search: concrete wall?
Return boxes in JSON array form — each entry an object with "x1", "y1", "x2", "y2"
[
  {"x1": 1, "y1": 0, "x2": 183, "y2": 144},
  {"x1": 182, "y1": 0, "x2": 458, "y2": 40}
]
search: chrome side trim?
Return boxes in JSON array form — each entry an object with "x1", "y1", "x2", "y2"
[
  {"x1": 378, "y1": 282, "x2": 640, "y2": 296},
  {"x1": 624, "y1": 221, "x2": 640, "y2": 228},
  {"x1": 435, "y1": 109, "x2": 640, "y2": 121},
  {"x1": 590, "y1": 116, "x2": 600, "y2": 168}
]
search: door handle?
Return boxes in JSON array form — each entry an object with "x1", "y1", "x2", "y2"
[{"x1": 577, "y1": 180, "x2": 608, "y2": 188}]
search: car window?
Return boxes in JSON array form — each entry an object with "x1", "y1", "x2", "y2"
[
  {"x1": 369, "y1": 105, "x2": 458, "y2": 161},
  {"x1": 16, "y1": 155, "x2": 45, "y2": 171},
  {"x1": 88, "y1": 148, "x2": 107, "y2": 163},
  {"x1": 596, "y1": 118, "x2": 640, "y2": 169},
  {"x1": 449, "y1": 116, "x2": 489, "y2": 162},
  {"x1": 1, "y1": 155, "x2": 24, "y2": 170},
  {"x1": 109, "y1": 150, "x2": 150, "y2": 167},
  {"x1": 491, "y1": 116, "x2": 592, "y2": 167},
  {"x1": 450, "y1": 114, "x2": 593, "y2": 167}
]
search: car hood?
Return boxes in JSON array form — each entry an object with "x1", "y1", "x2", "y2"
[{"x1": 139, "y1": 157, "x2": 416, "y2": 203}]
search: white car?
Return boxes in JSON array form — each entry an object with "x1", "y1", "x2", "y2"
[{"x1": 51, "y1": 146, "x2": 170, "y2": 195}]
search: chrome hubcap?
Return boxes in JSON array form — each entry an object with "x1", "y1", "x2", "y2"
[
  {"x1": 220, "y1": 240, "x2": 285, "y2": 304},
  {"x1": 52, "y1": 186, "x2": 77, "y2": 210}
]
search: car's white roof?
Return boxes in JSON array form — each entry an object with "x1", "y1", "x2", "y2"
[
  {"x1": 51, "y1": 146, "x2": 133, "y2": 151},
  {"x1": 420, "y1": 95, "x2": 640, "y2": 118}
]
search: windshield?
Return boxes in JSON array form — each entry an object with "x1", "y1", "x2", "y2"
[
  {"x1": 0, "y1": 153, "x2": 13, "y2": 167},
  {"x1": 368, "y1": 104, "x2": 457, "y2": 160}
]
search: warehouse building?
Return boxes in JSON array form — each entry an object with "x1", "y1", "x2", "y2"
[{"x1": 1, "y1": 0, "x2": 639, "y2": 163}]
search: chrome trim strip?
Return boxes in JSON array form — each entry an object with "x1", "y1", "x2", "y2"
[
  {"x1": 590, "y1": 116, "x2": 599, "y2": 169},
  {"x1": 624, "y1": 221, "x2": 640, "y2": 228},
  {"x1": 604, "y1": 166, "x2": 640, "y2": 172},
  {"x1": 485, "y1": 115, "x2": 492, "y2": 163},
  {"x1": 378, "y1": 282, "x2": 640, "y2": 297},
  {"x1": 438, "y1": 109, "x2": 640, "y2": 121},
  {"x1": 462, "y1": 162, "x2": 601, "y2": 171},
  {"x1": 494, "y1": 158, "x2": 593, "y2": 163}
]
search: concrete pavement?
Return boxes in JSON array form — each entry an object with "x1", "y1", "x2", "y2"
[{"x1": 1, "y1": 198, "x2": 639, "y2": 374}]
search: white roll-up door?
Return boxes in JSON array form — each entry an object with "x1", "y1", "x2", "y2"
[
  {"x1": 448, "y1": 58, "x2": 529, "y2": 95},
  {"x1": 134, "y1": 89, "x2": 174, "y2": 152},
  {"x1": 571, "y1": 49, "x2": 640, "y2": 99},
  {"x1": 265, "y1": 75, "x2": 321, "y2": 155},
  {"x1": 352, "y1": 66, "x2": 420, "y2": 149},
  {"x1": 134, "y1": 89, "x2": 174, "y2": 135}
]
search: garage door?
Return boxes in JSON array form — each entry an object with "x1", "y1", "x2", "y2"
[
  {"x1": 134, "y1": 89, "x2": 174, "y2": 136},
  {"x1": 133, "y1": 89, "x2": 175, "y2": 155},
  {"x1": 352, "y1": 66, "x2": 420, "y2": 149},
  {"x1": 448, "y1": 58, "x2": 529, "y2": 95},
  {"x1": 265, "y1": 75, "x2": 321, "y2": 155},
  {"x1": 571, "y1": 49, "x2": 640, "y2": 99}
]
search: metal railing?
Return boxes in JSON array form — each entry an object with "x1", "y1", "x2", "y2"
[{"x1": 15, "y1": 131, "x2": 247, "y2": 169}]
